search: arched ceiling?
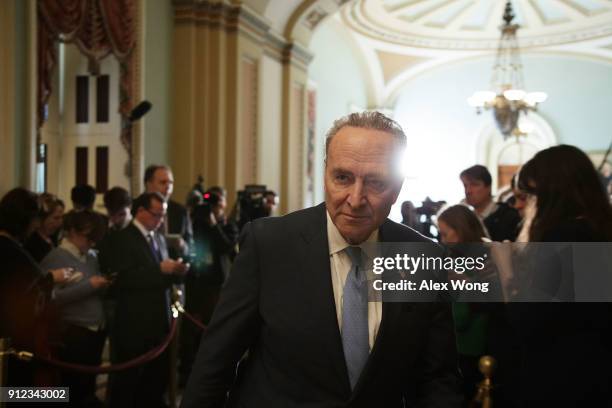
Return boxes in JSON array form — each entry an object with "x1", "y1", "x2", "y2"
[
  {"x1": 249, "y1": 0, "x2": 612, "y2": 106},
  {"x1": 341, "y1": 0, "x2": 612, "y2": 50}
]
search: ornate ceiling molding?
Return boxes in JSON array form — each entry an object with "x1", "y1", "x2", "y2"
[
  {"x1": 341, "y1": 0, "x2": 612, "y2": 50},
  {"x1": 375, "y1": 50, "x2": 431, "y2": 83}
]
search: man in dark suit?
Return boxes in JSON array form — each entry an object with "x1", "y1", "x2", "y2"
[
  {"x1": 460, "y1": 165, "x2": 521, "y2": 242},
  {"x1": 145, "y1": 164, "x2": 193, "y2": 259},
  {"x1": 181, "y1": 111, "x2": 462, "y2": 408},
  {"x1": 108, "y1": 192, "x2": 188, "y2": 407}
]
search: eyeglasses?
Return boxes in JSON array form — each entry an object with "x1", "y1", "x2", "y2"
[{"x1": 146, "y1": 209, "x2": 166, "y2": 219}]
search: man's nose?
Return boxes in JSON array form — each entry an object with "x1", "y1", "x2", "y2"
[{"x1": 347, "y1": 180, "x2": 366, "y2": 208}]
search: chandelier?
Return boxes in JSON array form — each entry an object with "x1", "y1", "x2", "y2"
[{"x1": 467, "y1": 1, "x2": 547, "y2": 138}]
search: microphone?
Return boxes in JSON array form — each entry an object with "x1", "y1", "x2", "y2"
[{"x1": 128, "y1": 100, "x2": 152, "y2": 122}]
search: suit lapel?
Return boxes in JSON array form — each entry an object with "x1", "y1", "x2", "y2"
[
  {"x1": 300, "y1": 203, "x2": 352, "y2": 394},
  {"x1": 127, "y1": 223, "x2": 158, "y2": 265}
]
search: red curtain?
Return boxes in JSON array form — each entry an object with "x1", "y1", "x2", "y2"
[{"x1": 37, "y1": 0, "x2": 136, "y2": 155}]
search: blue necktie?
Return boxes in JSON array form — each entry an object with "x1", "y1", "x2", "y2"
[
  {"x1": 148, "y1": 234, "x2": 162, "y2": 263},
  {"x1": 342, "y1": 246, "x2": 369, "y2": 390}
]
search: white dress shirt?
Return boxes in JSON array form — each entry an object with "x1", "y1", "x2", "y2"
[
  {"x1": 133, "y1": 218, "x2": 154, "y2": 241},
  {"x1": 327, "y1": 211, "x2": 382, "y2": 350}
]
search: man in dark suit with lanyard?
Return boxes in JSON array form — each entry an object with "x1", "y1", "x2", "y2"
[
  {"x1": 108, "y1": 192, "x2": 188, "y2": 407},
  {"x1": 181, "y1": 112, "x2": 461, "y2": 407}
]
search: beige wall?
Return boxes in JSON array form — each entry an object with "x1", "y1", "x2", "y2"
[
  {"x1": 258, "y1": 55, "x2": 282, "y2": 195},
  {"x1": 143, "y1": 0, "x2": 173, "y2": 170},
  {"x1": 0, "y1": 0, "x2": 30, "y2": 195},
  {"x1": 0, "y1": 0, "x2": 17, "y2": 196},
  {"x1": 170, "y1": 1, "x2": 313, "y2": 213}
]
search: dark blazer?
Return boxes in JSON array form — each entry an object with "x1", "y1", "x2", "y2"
[
  {"x1": 483, "y1": 203, "x2": 521, "y2": 242},
  {"x1": 167, "y1": 199, "x2": 193, "y2": 258},
  {"x1": 24, "y1": 232, "x2": 54, "y2": 263},
  {"x1": 107, "y1": 223, "x2": 180, "y2": 407},
  {"x1": 181, "y1": 203, "x2": 461, "y2": 408},
  {"x1": 108, "y1": 223, "x2": 175, "y2": 352}
]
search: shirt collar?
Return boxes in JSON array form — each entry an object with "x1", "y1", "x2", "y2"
[
  {"x1": 460, "y1": 198, "x2": 498, "y2": 220},
  {"x1": 326, "y1": 211, "x2": 379, "y2": 257},
  {"x1": 479, "y1": 200, "x2": 498, "y2": 219},
  {"x1": 132, "y1": 219, "x2": 154, "y2": 240},
  {"x1": 60, "y1": 238, "x2": 88, "y2": 263}
]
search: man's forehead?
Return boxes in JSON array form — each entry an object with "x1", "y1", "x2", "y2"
[
  {"x1": 332, "y1": 126, "x2": 398, "y2": 145},
  {"x1": 461, "y1": 176, "x2": 486, "y2": 185},
  {"x1": 154, "y1": 168, "x2": 173, "y2": 180},
  {"x1": 329, "y1": 161, "x2": 390, "y2": 176},
  {"x1": 328, "y1": 132, "x2": 401, "y2": 172},
  {"x1": 151, "y1": 199, "x2": 168, "y2": 210},
  {"x1": 329, "y1": 131, "x2": 399, "y2": 158}
]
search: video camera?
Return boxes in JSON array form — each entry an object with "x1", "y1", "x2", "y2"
[
  {"x1": 234, "y1": 185, "x2": 276, "y2": 229},
  {"x1": 192, "y1": 189, "x2": 222, "y2": 222},
  {"x1": 416, "y1": 197, "x2": 446, "y2": 218}
]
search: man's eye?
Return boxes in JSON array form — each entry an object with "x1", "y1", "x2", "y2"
[
  {"x1": 368, "y1": 179, "x2": 386, "y2": 191},
  {"x1": 335, "y1": 174, "x2": 350, "y2": 183}
]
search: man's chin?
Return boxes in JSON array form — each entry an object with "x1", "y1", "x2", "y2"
[{"x1": 337, "y1": 226, "x2": 371, "y2": 245}]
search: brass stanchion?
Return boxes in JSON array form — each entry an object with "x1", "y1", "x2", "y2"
[
  {"x1": 168, "y1": 287, "x2": 183, "y2": 408},
  {"x1": 470, "y1": 355, "x2": 496, "y2": 408}
]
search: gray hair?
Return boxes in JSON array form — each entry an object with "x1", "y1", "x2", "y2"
[{"x1": 324, "y1": 111, "x2": 407, "y2": 162}]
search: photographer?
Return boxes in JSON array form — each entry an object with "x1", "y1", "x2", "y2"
[
  {"x1": 179, "y1": 187, "x2": 238, "y2": 386},
  {"x1": 232, "y1": 185, "x2": 278, "y2": 231}
]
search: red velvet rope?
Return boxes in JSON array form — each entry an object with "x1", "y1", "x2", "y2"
[
  {"x1": 181, "y1": 309, "x2": 208, "y2": 331},
  {"x1": 10, "y1": 304, "x2": 210, "y2": 374},
  {"x1": 32, "y1": 317, "x2": 178, "y2": 374}
]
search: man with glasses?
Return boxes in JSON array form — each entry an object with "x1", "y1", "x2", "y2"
[
  {"x1": 145, "y1": 164, "x2": 193, "y2": 259},
  {"x1": 107, "y1": 192, "x2": 188, "y2": 407}
]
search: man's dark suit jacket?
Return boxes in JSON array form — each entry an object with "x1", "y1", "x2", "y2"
[
  {"x1": 108, "y1": 223, "x2": 175, "y2": 352},
  {"x1": 107, "y1": 223, "x2": 181, "y2": 407},
  {"x1": 167, "y1": 199, "x2": 193, "y2": 258},
  {"x1": 181, "y1": 203, "x2": 461, "y2": 408}
]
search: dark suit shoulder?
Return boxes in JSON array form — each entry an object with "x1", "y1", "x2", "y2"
[
  {"x1": 168, "y1": 199, "x2": 187, "y2": 215},
  {"x1": 247, "y1": 203, "x2": 325, "y2": 244},
  {"x1": 250, "y1": 203, "x2": 322, "y2": 230},
  {"x1": 116, "y1": 223, "x2": 140, "y2": 239},
  {"x1": 110, "y1": 224, "x2": 149, "y2": 250}
]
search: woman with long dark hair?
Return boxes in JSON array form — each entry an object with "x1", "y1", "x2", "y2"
[
  {"x1": 509, "y1": 145, "x2": 612, "y2": 407},
  {"x1": 0, "y1": 188, "x2": 69, "y2": 385},
  {"x1": 518, "y1": 144, "x2": 612, "y2": 242}
]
